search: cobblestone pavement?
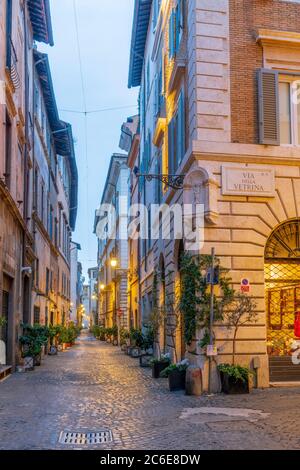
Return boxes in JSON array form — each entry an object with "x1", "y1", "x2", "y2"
[{"x1": 1, "y1": 332, "x2": 300, "y2": 450}]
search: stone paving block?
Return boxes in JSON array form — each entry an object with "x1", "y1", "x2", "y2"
[{"x1": 0, "y1": 333, "x2": 300, "y2": 450}]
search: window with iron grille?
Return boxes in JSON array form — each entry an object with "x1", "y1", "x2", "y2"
[{"x1": 34, "y1": 307, "x2": 40, "y2": 325}]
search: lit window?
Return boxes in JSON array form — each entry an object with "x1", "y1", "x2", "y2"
[{"x1": 279, "y1": 77, "x2": 300, "y2": 145}]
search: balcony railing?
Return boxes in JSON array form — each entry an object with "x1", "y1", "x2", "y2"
[{"x1": 6, "y1": 37, "x2": 21, "y2": 90}]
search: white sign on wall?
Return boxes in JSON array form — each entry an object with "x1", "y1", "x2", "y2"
[
  {"x1": 222, "y1": 166, "x2": 275, "y2": 197},
  {"x1": 0, "y1": 340, "x2": 6, "y2": 366}
]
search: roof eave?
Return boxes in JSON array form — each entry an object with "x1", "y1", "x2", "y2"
[
  {"x1": 128, "y1": 0, "x2": 153, "y2": 88},
  {"x1": 27, "y1": 0, "x2": 54, "y2": 46}
]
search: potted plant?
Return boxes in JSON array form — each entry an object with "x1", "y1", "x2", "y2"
[
  {"x1": 48, "y1": 325, "x2": 59, "y2": 355},
  {"x1": 33, "y1": 325, "x2": 49, "y2": 364},
  {"x1": 160, "y1": 359, "x2": 189, "y2": 391},
  {"x1": 105, "y1": 327, "x2": 113, "y2": 343},
  {"x1": 218, "y1": 293, "x2": 258, "y2": 394},
  {"x1": 91, "y1": 325, "x2": 99, "y2": 339},
  {"x1": 218, "y1": 364, "x2": 253, "y2": 394},
  {"x1": 129, "y1": 328, "x2": 144, "y2": 357},
  {"x1": 151, "y1": 352, "x2": 171, "y2": 378},
  {"x1": 111, "y1": 325, "x2": 118, "y2": 346},
  {"x1": 58, "y1": 327, "x2": 69, "y2": 350},
  {"x1": 19, "y1": 325, "x2": 49, "y2": 369},
  {"x1": 69, "y1": 323, "x2": 81, "y2": 345},
  {"x1": 139, "y1": 325, "x2": 154, "y2": 367},
  {"x1": 98, "y1": 326, "x2": 106, "y2": 341},
  {"x1": 120, "y1": 328, "x2": 130, "y2": 352}
]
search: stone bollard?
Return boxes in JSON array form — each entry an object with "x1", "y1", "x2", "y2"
[{"x1": 185, "y1": 365, "x2": 202, "y2": 396}]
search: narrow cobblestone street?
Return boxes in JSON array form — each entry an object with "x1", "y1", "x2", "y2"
[{"x1": 0, "y1": 333, "x2": 300, "y2": 450}]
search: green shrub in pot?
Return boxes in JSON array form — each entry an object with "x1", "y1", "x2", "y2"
[
  {"x1": 217, "y1": 363, "x2": 254, "y2": 394},
  {"x1": 160, "y1": 359, "x2": 189, "y2": 392}
]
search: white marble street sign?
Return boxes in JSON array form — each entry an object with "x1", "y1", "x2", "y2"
[{"x1": 222, "y1": 165, "x2": 275, "y2": 197}]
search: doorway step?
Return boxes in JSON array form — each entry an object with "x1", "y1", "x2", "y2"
[
  {"x1": 0, "y1": 365, "x2": 12, "y2": 382},
  {"x1": 270, "y1": 382, "x2": 300, "y2": 387},
  {"x1": 269, "y1": 356, "x2": 300, "y2": 382}
]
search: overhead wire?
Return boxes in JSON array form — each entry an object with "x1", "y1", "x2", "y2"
[
  {"x1": 72, "y1": 0, "x2": 90, "y2": 264},
  {"x1": 59, "y1": 105, "x2": 138, "y2": 115}
]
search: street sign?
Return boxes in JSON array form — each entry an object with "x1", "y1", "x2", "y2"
[
  {"x1": 206, "y1": 266, "x2": 220, "y2": 285},
  {"x1": 241, "y1": 278, "x2": 250, "y2": 293},
  {"x1": 206, "y1": 345, "x2": 218, "y2": 357}
]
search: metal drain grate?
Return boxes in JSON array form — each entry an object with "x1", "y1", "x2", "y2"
[{"x1": 59, "y1": 430, "x2": 113, "y2": 445}]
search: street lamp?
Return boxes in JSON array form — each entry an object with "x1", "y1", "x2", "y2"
[{"x1": 133, "y1": 166, "x2": 185, "y2": 191}]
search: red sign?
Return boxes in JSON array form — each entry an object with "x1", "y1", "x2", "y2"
[
  {"x1": 117, "y1": 309, "x2": 124, "y2": 317},
  {"x1": 241, "y1": 278, "x2": 250, "y2": 293}
]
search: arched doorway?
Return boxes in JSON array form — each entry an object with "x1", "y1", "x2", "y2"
[{"x1": 265, "y1": 219, "x2": 300, "y2": 381}]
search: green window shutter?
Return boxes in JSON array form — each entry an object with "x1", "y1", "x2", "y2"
[
  {"x1": 153, "y1": 0, "x2": 157, "y2": 29},
  {"x1": 258, "y1": 68, "x2": 280, "y2": 145},
  {"x1": 158, "y1": 150, "x2": 162, "y2": 203},
  {"x1": 139, "y1": 151, "x2": 144, "y2": 192},
  {"x1": 146, "y1": 61, "x2": 150, "y2": 100},
  {"x1": 155, "y1": 153, "x2": 162, "y2": 204},
  {"x1": 175, "y1": 3, "x2": 180, "y2": 53},
  {"x1": 168, "y1": 118, "x2": 174, "y2": 174},
  {"x1": 177, "y1": 90, "x2": 185, "y2": 165},
  {"x1": 175, "y1": 0, "x2": 184, "y2": 53},
  {"x1": 147, "y1": 132, "x2": 151, "y2": 171},
  {"x1": 158, "y1": 66, "x2": 163, "y2": 112},
  {"x1": 154, "y1": 73, "x2": 159, "y2": 116},
  {"x1": 169, "y1": 10, "x2": 175, "y2": 59},
  {"x1": 157, "y1": 157, "x2": 160, "y2": 204}
]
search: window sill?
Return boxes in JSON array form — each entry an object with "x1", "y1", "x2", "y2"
[
  {"x1": 153, "y1": 117, "x2": 166, "y2": 147},
  {"x1": 168, "y1": 58, "x2": 186, "y2": 94}
]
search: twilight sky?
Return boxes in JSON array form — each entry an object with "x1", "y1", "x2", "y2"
[{"x1": 40, "y1": 0, "x2": 138, "y2": 280}]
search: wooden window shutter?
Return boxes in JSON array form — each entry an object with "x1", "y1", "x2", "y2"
[
  {"x1": 169, "y1": 10, "x2": 175, "y2": 59},
  {"x1": 177, "y1": 90, "x2": 185, "y2": 165},
  {"x1": 168, "y1": 118, "x2": 174, "y2": 174},
  {"x1": 258, "y1": 69, "x2": 280, "y2": 145}
]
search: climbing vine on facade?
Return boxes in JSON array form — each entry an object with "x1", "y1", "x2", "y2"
[{"x1": 179, "y1": 253, "x2": 235, "y2": 346}]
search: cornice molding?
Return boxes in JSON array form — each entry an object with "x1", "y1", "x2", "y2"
[{"x1": 257, "y1": 29, "x2": 300, "y2": 49}]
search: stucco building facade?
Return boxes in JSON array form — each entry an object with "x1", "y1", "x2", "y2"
[
  {"x1": 95, "y1": 154, "x2": 129, "y2": 333},
  {"x1": 0, "y1": 0, "x2": 77, "y2": 372},
  {"x1": 127, "y1": 0, "x2": 300, "y2": 389},
  {"x1": 70, "y1": 241, "x2": 81, "y2": 324}
]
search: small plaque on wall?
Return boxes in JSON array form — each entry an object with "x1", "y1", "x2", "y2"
[{"x1": 222, "y1": 165, "x2": 275, "y2": 197}]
